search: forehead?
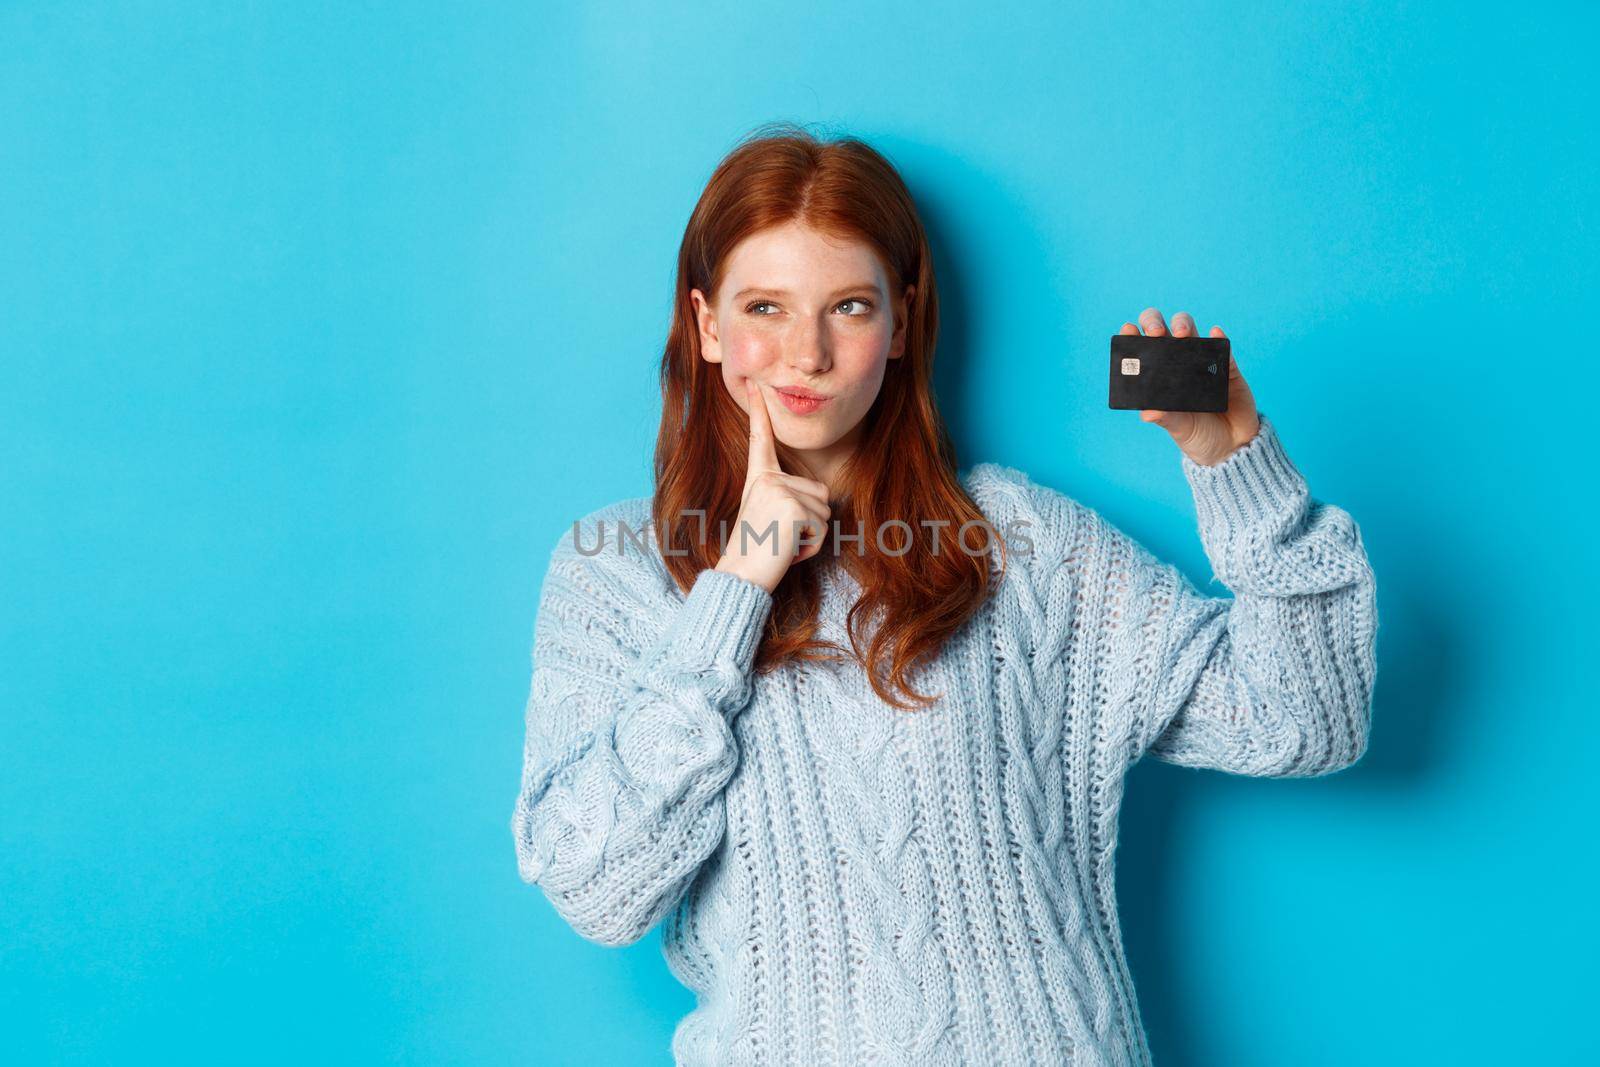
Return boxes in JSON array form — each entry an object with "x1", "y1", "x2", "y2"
[{"x1": 719, "y1": 221, "x2": 886, "y2": 293}]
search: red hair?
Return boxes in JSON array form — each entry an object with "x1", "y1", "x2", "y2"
[{"x1": 652, "y1": 122, "x2": 1010, "y2": 710}]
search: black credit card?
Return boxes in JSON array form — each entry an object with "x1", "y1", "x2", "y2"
[{"x1": 1108, "y1": 333, "x2": 1230, "y2": 413}]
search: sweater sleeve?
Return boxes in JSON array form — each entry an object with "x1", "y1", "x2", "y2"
[
  {"x1": 1101, "y1": 413, "x2": 1379, "y2": 777},
  {"x1": 510, "y1": 528, "x2": 773, "y2": 946}
]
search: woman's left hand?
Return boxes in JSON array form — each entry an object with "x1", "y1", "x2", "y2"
[{"x1": 1121, "y1": 307, "x2": 1262, "y2": 467}]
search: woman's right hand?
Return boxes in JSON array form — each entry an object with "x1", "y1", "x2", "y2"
[{"x1": 713, "y1": 379, "x2": 832, "y2": 594}]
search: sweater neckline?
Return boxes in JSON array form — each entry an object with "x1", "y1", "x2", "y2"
[{"x1": 810, "y1": 556, "x2": 864, "y2": 634}]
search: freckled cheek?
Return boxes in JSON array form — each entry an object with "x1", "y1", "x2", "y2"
[
  {"x1": 837, "y1": 335, "x2": 892, "y2": 380},
  {"x1": 723, "y1": 335, "x2": 782, "y2": 379}
]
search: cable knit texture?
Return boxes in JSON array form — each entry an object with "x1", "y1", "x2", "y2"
[{"x1": 510, "y1": 412, "x2": 1378, "y2": 1066}]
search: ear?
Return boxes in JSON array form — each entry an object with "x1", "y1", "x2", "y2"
[
  {"x1": 690, "y1": 287, "x2": 722, "y2": 364},
  {"x1": 888, "y1": 283, "x2": 914, "y2": 360}
]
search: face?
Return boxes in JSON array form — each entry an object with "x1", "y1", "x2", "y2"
[{"x1": 691, "y1": 220, "x2": 912, "y2": 483}]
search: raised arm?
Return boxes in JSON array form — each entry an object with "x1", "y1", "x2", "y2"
[
  {"x1": 1035, "y1": 413, "x2": 1377, "y2": 778},
  {"x1": 510, "y1": 526, "x2": 773, "y2": 946}
]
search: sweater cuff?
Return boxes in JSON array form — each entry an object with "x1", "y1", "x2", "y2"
[
  {"x1": 655, "y1": 566, "x2": 773, "y2": 675},
  {"x1": 1180, "y1": 412, "x2": 1308, "y2": 536}
]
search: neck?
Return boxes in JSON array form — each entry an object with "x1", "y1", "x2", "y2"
[{"x1": 792, "y1": 424, "x2": 861, "y2": 500}]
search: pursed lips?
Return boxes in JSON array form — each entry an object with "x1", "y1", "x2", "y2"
[{"x1": 774, "y1": 385, "x2": 831, "y2": 413}]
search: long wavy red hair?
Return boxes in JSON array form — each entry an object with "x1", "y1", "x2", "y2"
[{"x1": 652, "y1": 122, "x2": 1010, "y2": 710}]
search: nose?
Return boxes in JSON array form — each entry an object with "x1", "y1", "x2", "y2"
[{"x1": 786, "y1": 317, "x2": 831, "y2": 374}]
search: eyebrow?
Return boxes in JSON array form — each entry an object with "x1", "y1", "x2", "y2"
[{"x1": 732, "y1": 283, "x2": 885, "y2": 301}]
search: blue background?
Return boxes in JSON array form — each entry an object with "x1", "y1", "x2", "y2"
[{"x1": 5, "y1": 2, "x2": 1596, "y2": 1064}]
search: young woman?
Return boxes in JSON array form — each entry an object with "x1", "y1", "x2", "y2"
[{"x1": 511, "y1": 124, "x2": 1377, "y2": 1067}]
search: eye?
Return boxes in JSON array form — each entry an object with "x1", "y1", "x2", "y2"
[
  {"x1": 744, "y1": 301, "x2": 776, "y2": 315},
  {"x1": 836, "y1": 298, "x2": 874, "y2": 315}
]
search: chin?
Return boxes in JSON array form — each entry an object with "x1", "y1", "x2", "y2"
[{"x1": 776, "y1": 422, "x2": 845, "y2": 449}]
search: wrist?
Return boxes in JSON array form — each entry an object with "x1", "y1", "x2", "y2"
[
  {"x1": 1187, "y1": 412, "x2": 1264, "y2": 468},
  {"x1": 1180, "y1": 412, "x2": 1305, "y2": 531},
  {"x1": 714, "y1": 558, "x2": 775, "y2": 595}
]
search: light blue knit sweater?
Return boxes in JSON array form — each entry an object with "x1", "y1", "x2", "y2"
[{"x1": 511, "y1": 412, "x2": 1378, "y2": 1066}]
